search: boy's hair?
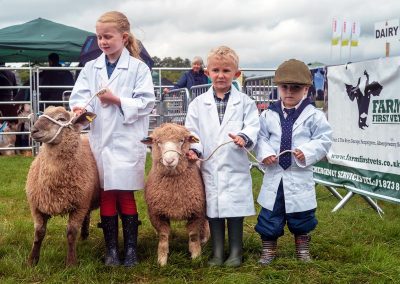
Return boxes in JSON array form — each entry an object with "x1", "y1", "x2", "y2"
[
  {"x1": 207, "y1": 46, "x2": 239, "y2": 68},
  {"x1": 97, "y1": 11, "x2": 141, "y2": 59}
]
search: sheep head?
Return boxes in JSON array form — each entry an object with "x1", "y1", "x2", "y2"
[
  {"x1": 31, "y1": 106, "x2": 96, "y2": 144},
  {"x1": 141, "y1": 123, "x2": 199, "y2": 174}
]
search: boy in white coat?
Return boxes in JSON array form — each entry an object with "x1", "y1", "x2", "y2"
[
  {"x1": 185, "y1": 46, "x2": 259, "y2": 267},
  {"x1": 254, "y1": 59, "x2": 332, "y2": 264}
]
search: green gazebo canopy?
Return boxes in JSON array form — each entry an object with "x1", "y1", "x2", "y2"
[{"x1": 0, "y1": 18, "x2": 94, "y2": 62}]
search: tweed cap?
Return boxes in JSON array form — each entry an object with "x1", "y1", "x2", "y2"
[{"x1": 274, "y1": 59, "x2": 313, "y2": 85}]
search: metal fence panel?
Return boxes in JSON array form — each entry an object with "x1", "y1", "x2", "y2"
[{"x1": 243, "y1": 75, "x2": 278, "y2": 114}]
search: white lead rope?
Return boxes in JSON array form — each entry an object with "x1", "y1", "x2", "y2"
[
  {"x1": 198, "y1": 140, "x2": 295, "y2": 163},
  {"x1": 81, "y1": 88, "x2": 108, "y2": 111}
]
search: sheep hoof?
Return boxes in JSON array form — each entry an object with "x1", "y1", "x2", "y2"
[
  {"x1": 190, "y1": 247, "x2": 201, "y2": 259},
  {"x1": 27, "y1": 256, "x2": 38, "y2": 267},
  {"x1": 158, "y1": 256, "x2": 168, "y2": 267}
]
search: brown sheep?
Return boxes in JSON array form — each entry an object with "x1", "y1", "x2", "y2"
[
  {"x1": 26, "y1": 106, "x2": 100, "y2": 266},
  {"x1": 142, "y1": 123, "x2": 209, "y2": 266}
]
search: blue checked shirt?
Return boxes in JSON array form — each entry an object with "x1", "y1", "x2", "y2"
[{"x1": 213, "y1": 88, "x2": 252, "y2": 147}]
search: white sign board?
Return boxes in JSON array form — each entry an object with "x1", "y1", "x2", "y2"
[{"x1": 375, "y1": 19, "x2": 399, "y2": 41}]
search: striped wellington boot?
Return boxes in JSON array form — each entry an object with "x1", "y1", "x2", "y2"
[
  {"x1": 258, "y1": 240, "x2": 277, "y2": 265},
  {"x1": 295, "y1": 234, "x2": 311, "y2": 262}
]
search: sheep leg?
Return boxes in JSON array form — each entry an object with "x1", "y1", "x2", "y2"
[
  {"x1": 186, "y1": 217, "x2": 202, "y2": 259},
  {"x1": 66, "y1": 208, "x2": 87, "y2": 266},
  {"x1": 28, "y1": 210, "x2": 50, "y2": 266},
  {"x1": 80, "y1": 213, "x2": 90, "y2": 240},
  {"x1": 150, "y1": 214, "x2": 170, "y2": 266},
  {"x1": 200, "y1": 219, "x2": 210, "y2": 245}
]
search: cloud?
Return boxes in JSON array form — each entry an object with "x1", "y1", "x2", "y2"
[{"x1": 1, "y1": 0, "x2": 400, "y2": 66}]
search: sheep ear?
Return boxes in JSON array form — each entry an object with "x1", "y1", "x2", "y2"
[
  {"x1": 141, "y1": 136, "x2": 153, "y2": 145},
  {"x1": 186, "y1": 135, "x2": 199, "y2": 143},
  {"x1": 72, "y1": 112, "x2": 97, "y2": 128}
]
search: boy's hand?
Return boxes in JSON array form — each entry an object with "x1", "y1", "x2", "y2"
[
  {"x1": 98, "y1": 88, "x2": 121, "y2": 107},
  {"x1": 228, "y1": 133, "x2": 245, "y2": 147},
  {"x1": 262, "y1": 155, "x2": 277, "y2": 165},
  {"x1": 294, "y1": 149, "x2": 305, "y2": 162},
  {"x1": 72, "y1": 106, "x2": 86, "y2": 116},
  {"x1": 186, "y1": 149, "x2": 199, "y2": 161}
]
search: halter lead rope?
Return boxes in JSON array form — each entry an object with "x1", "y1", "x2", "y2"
[
  {"x1": 39, "y1": 114, "x2": 74, "y2": 143},
  {"x1": 198, "y1": 140, "x2": 295, "y2": 164}
]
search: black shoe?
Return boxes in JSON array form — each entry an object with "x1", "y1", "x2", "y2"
[
  {"x1": 224, "y1": 217, "x2": 243, "y2": 267},
  {"x1": 207, "y1": 218, "x2": 225, "y2": 266},
  {"x1": 121, "y1": 214, "x2": 139, "y2": 267},
  {"x1": 100, "y1": 215, "x2": 121, "y2": 266}
]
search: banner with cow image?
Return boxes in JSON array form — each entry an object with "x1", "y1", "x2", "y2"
[{"x1": 313, "y1": 56, "x2": 400, "y2": 203}]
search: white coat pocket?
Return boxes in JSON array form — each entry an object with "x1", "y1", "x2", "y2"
[{"x1": 112, "y1": 133, "x2": 138, "y2": 162}]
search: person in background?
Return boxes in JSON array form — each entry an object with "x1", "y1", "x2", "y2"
[
  {"x1": 185, "y1": 46, "x2": 259, "y2": 267},
  {"x1": 70, "y1": 11, "x2": 155, "y2": 267},
  {"x1": 163, "y1": 56, "x2": 208, "y2": 94},
  {"x1": 39, "y1": 53, "x2": 74, "y2": 110},
  {"x1": 0, "y1": 62, "x2": 18, "y2": 118},
  {"x1": 254, "y1": 59, "x2": 332, "y2": 265}
]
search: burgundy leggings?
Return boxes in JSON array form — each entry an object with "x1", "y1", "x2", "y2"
[{"x1": 100, "y1": 189, "x2": 137, "y2": 216}]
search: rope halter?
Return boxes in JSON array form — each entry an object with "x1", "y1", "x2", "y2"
[{"x1": 38, "y1": 114, "x2": 75, "y2": 144}]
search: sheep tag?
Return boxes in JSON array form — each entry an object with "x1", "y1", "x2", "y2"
[
  {"x1": 72, "y1": 112, "x2": 97, "y2": 127},
  {"x1": 186, "y1": 135, "x2": 200, "y2": 143}
]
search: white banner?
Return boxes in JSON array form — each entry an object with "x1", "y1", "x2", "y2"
[
  {"x1": 351, "y1": 21, "x2": 360, "y2": 47},
  {"x1": 331, "y1": 18, "x2": 342, "y2": 46},
  {"x1": 327, "y1": 56, "x2": 400, "y2": 176},
  {"x1": 341, "y1": 19, "x2": 351, "y2": 46}
]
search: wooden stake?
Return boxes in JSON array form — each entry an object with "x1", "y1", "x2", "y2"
[{"x1": 386, "y1": 42, "x2": 390, "y2": 57}]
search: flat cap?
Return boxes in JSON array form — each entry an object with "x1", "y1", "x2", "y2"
[{"x1": 274, "y1": 59, "x2": 313, "y2": 85}]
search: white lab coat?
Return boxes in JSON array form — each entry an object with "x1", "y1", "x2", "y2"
[
  {"x1": 69, "y1": 48, "x2": 155, "y2": 191},
  {"x1": 185, "y1": 86, "x2": 260, "y2": 218},
  {"x1": 255, "y1": 105, "x2": 332, "y2": 213}
]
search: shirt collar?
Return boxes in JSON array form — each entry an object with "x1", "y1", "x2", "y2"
[
  {"x1": 105, "y1": 56, "x2": 119, "y2": 68},
  {"x1": 213, "y1": 87, "x2": 231, "y2": 101},
  {"x1": 281, "y1": 96, "x2": 306, "y2": 110}
]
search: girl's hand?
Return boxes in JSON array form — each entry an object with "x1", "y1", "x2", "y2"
[
  {"x1": 186, "y1": 150, "x2": 199, "y2": 161},
  {"x1": 72, "y1": 106, "x2": 85, "y2": 116},
  {"x1": 294, "y1": 149, "x2": 305, "y2": 162},
  {"x1": 98, "y1": 88, "x2": 121, "y2": 107},
  {"x1": 228, "y1": 133, "x2": 245, "y2": 147},
  {"x1": 262, "y1": 155, "x2": 277, "y2": 165}
]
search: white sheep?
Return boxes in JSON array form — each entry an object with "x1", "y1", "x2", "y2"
[
  {"x1": 26, "y1": 106, "x2": 100, "y2": 266},
  {"x1": 141, "y1": 123, "x2": 209, "y2": 266},
  {"x1": 0, "y1": 121, "x2": 17, "y2": 155}
]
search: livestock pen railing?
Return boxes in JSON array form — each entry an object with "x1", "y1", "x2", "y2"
[{"x1": 0, "y1": 66, "x2": 274, "y2": 155}]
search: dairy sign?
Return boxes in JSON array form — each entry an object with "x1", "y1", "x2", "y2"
[{"x1": 375, "y1": 19, "x2": 399, "y2": 41}]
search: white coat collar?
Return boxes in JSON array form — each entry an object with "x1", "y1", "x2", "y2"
[
  {"x1": 93, "y1": 48, "x2": 130, "y2": 87},
  {"x1": 202, "y1": 84, "x2": 241, "y2": 131}
]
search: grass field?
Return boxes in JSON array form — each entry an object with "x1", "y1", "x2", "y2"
[{"x1": 0, "y1": 155, "x2": 400, "y2": 283}]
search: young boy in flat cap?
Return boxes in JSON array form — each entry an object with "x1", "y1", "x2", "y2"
[{"x1": 254, "y1": 59, "x2": 332, "y2": 265}]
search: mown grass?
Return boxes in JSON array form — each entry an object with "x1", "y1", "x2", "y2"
[{"x1": 0, "y1": 155, "x2": 400, "y2": 283}]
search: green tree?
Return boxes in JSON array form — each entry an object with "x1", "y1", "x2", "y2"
[{"x1": 152, "y1": 56, "x2": 191, "y2": 84}]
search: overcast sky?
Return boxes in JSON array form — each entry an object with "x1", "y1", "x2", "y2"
[{"x1": 2, "y1": 0, "x2": 400, "y2": 68}]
